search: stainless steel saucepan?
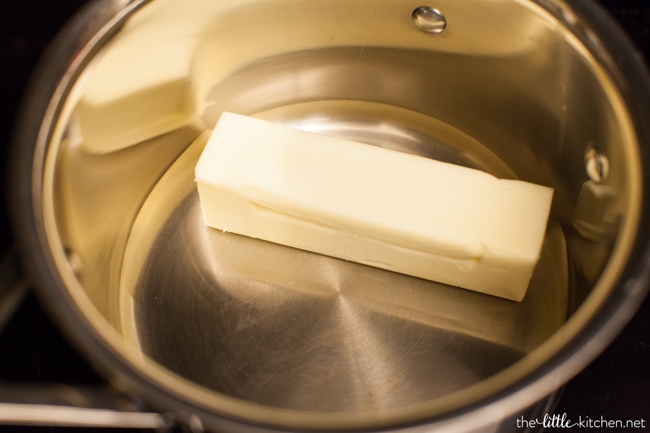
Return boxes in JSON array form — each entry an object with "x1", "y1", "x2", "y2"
[{"x1": 7, "y1": 0, "x2": 650, "y2": 431}]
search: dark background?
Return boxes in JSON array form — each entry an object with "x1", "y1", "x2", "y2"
[{"x1": 0, "y1": 1, "x2": 648, "y2": 432}]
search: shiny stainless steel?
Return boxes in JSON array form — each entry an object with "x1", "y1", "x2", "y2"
[
  {"x1": 584, "y1": 144, "x2": 610, "y2": 183},
  {"x1": 0, "y1": 383, "x2": 172, "y2": 429},
  {"x1": 0, "y1": 404, "x2": 170, "y2": 429},
  {"x1": 412, "y1": 6, "x2": 447, "y2": 34},
  {"x1": 9, "y1": 0, "x2": 650, "y2": 432}
]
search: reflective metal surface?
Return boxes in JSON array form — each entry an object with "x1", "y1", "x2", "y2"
[
  {"x1": 412, "y1": 7, "x2": 447, "y2": 35},
  {"x1": 118, "y1": 109, "x2": 568, "y2": 411},
  {"x1": 10, "y1": 0, "x2": 650, "y2": 431}
]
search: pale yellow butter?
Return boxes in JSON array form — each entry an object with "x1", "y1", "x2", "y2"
[{"x1": 195, "y1": 112, "x2": 553, "y2": 301}]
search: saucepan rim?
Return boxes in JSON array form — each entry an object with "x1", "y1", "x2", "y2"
[{"x1": 8, "y1": 0, "x2": 650, "y2": 431}]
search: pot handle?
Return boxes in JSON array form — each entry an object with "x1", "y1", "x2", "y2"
[
  {"x1": 0, "y1": 383, "x2": 174, "y2": 430},
  {"x1": 0, "y1": 252, "x2": 181, "y2": 432}
]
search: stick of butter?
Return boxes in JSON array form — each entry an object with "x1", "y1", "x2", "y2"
[{"x1": 195, "y1": 112, "x2": 553, "y2": 301}]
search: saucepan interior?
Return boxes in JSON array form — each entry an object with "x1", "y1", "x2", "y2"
[{"x1": 26, "y1": 0, "x2": 645, "y2": 430}]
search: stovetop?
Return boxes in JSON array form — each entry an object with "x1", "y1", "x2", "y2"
[{"x1": 0, "y1": 1, "x2": 649, "y2": 432}]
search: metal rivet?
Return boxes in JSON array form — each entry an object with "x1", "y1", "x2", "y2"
[
  {"x1": 64, "y1": 247, "x2": 83, "y2": 279},
  {"x1": 585, "y1": 144, "x2": 609, "y2": 183},
  {"x1": 412, "y1": 6, "x2": 447, "y2": 34}
]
